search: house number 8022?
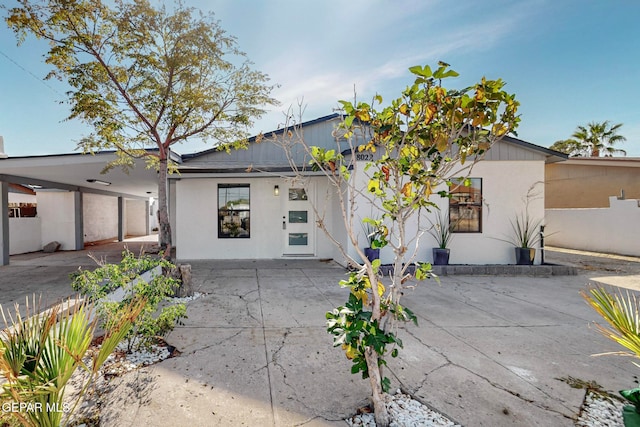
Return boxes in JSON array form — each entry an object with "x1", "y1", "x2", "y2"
[{"x1": 355, "y1": 153, "x2": 374, "y2": 161}]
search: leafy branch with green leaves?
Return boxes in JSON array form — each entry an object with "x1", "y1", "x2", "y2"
[{"x1": 276, "y1": 62, "x2": 519, "y2": 426}]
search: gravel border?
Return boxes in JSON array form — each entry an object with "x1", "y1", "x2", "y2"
[{"x1": 345, "y1": 388, "x2": 630, "y2": 427}]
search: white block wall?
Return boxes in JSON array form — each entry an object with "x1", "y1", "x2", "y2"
[
  {"x1": 546, "y1": 196, "x2": 640, "y2": 256},
  {"x1": 83, "y1": 193, "x2": 118, "y2": 243},
  {"x1": 126, "y1": 199, "x2": 148, "y2": 236},
  {"x1": 37, "y1": 191, "x2": 77, "y2": 250},
  {"x1": 9, "y1": 217, "x2": 41, "y2": 254}
]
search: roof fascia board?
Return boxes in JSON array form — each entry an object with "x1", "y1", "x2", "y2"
[
  {"x1": 562, "y1": 158, "x2": 640, "y2": 167},
  {"x1": 169, "y1": 170, "x2": 327, "y2": 179},
  {"x1": 499, "y1": 135, "x2": 568, "y2": 162}
]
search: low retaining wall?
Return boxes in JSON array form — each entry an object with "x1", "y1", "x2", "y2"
[
  {"x1": 430, "y1": 264, "x2": 577, "y2": 277},
  {"x1": 377, "y1": 263, "x2": 577, "y2": 277}
]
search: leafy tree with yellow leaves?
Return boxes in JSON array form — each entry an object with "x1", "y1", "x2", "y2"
[{"x1": 277, "y1": 62, "x2": 519, "y2": 426}]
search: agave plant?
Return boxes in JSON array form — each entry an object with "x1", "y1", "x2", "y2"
[{"x1": 0, "y1": 295, "x2": 146, "y2": 427}]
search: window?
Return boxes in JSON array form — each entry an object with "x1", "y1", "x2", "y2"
[
  {"x1": 218, "y1": 184, "x2": 250, "y2": 238},
  {"x1": 449, "y1": 178, "x2": 482, "y2": 233}
]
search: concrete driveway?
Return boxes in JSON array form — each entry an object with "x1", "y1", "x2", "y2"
[{"x1": 1, "y1": 239, "x2": 639, "y2": 426}]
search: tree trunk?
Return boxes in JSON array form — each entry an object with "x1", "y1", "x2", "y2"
[
  {"x1": 158, "y1": 157, "x2": 172, "y2": 251},
  {"x1": 365, "y1": 347, "x2": 390, "y2": 426}
]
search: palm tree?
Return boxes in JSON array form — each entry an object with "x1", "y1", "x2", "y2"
[{"x1": 571, "y1": 121, "x2": 627, "y2": 157}]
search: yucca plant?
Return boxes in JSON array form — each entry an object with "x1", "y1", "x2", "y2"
[
  {"x1": 427, "y1": 210, "x2": 457, "y2": 249},
  {"x1": 582, "y1": 286, "x2": 640, "y2": 426},
  {"x1": 582, "y1": 287, "x2": 640, "y2": 359},
  {"x1": 0, "y1": 295, "x2": 146, "y2": 427},
  {"x1": 507, "y1": 210, "x2": 543, "y2": 249}
]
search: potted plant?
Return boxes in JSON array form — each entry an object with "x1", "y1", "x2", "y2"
[
  {"x1": 361, "y1": 219, "x2": 382, "y2": 262},
  {"x1": 504, "y1": 210, "x2": 543, "y2": 265},
  {"x1": 427, "y1": 210, "x2": 455, "y2": 265}
]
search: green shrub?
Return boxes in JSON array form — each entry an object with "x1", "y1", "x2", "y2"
[{"x1": 71, "y1": 250, "x2": 187, "y2": 352}]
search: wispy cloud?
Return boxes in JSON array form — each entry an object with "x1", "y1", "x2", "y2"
[{"x1": 261, "y1": 2, "x2": 532, "y2": 118}]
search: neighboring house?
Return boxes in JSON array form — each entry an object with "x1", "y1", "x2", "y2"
[
  {"x1": 546, "y1": 157, "x2": 640, "y2": 208},
  {"x1": 8, "y1": 183, "x2": 37, "y2": 217},
  {"x1": 171, "y1": 114, "x2": 567, "y2": 265}
]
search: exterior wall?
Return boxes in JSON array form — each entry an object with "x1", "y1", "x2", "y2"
[
  {"x1": 83, "y1": 193, "x2": 118, "y2": 243},
  {"x1": 546, "y1": 162, "x2": 640, "y2": 208},
  {"x1": 37, "y1": 191, "x2": 77, "y2": 250},
  {"x1": 126, "y1": 199, "x2": 148, "y2": 236},
  {"x1": 347, "y1": 160, "x2": 546, "y2": 265},
  {"x1": 174, "y1": 161, "x2": 545, "y2": 264},
  {"x1": 175, "y1": 176, "x2": 336, "y2": 260},
  {"x1": 446, "y1": 161, "x2": 545, "y2": 265},
  {"x1": 546, "y1": 196, "x2": 640, "y2": 256},
  {"x1": 9, "y1": 217, "x2": 41, "y2": 254}
]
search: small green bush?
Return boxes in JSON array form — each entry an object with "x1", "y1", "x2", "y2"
[{"x1": 71, "y1": 249, "x2": 187, "y2": 352}]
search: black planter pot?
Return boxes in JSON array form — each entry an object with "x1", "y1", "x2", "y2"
[
  {"x1": 364, "y1": 247, "x2": 380, "y2": 262},
  {"x1": 432, "y1": 248, "x2": 450, "y2": 265},
  {"x1": 515, "y1": 247, "x2": 535, "y2": 265}
]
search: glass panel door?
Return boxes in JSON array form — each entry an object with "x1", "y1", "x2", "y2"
[{"x1": 282, "y1": 183, "x2": 315, "y2": 255}]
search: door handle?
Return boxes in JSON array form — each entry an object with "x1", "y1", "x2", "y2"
[{"x1": 282, "y1": 216, "x2": 286, "y2": 230}]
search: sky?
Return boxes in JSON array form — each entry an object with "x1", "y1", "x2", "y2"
[{"x1": 1, "y1": 0, "x2": 639, "y2": 157}]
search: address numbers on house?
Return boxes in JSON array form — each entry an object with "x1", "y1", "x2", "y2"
[{"x1": 355, "y1": 153, "x2": 374, "y2": 161}]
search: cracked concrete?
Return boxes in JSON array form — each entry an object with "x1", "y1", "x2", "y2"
[{"x1": 1, "y1": 239, "x2": 640, "y2": 426}]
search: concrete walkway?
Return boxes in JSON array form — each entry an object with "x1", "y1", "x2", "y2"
[{"x1": 1, "y1": 239, "x2": 640, "y2": 426}]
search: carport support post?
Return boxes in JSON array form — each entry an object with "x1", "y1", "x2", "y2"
[
  {"x1": 0, "y1": 180, "x2": 9, "y2": 265},
  {"x1": 118, "y1": 196, "x2": 124, "y2": 242},
  {"x1": 74, "y1": 191, "x2": 84, "y2": 250},
  {"x1": 145, "y1": 199, "x2": 150, "y2": 235}
]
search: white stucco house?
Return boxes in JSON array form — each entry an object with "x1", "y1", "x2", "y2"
[
  {"x1": 0, "y1": 115, "x2": 566, "y2": 266},
  {"x1": 169, "y1": 114, "x2": 567, "y2": 266}
]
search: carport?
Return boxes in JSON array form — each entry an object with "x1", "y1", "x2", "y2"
[{"x1": 0, "y1": 150, "x2": 172, "y2": 265}]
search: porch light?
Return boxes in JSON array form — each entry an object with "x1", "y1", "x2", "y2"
[
  {"x1": 274, "y1": 185, "x2": 279, "y2": 196},
  {"x1": 86, "y1": 179, "x2": 111, "y2": 186}
]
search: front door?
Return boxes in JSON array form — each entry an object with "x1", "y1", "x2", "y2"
[{"x1": 282, "y1": 183, "x2": 315, "y2": 256}]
